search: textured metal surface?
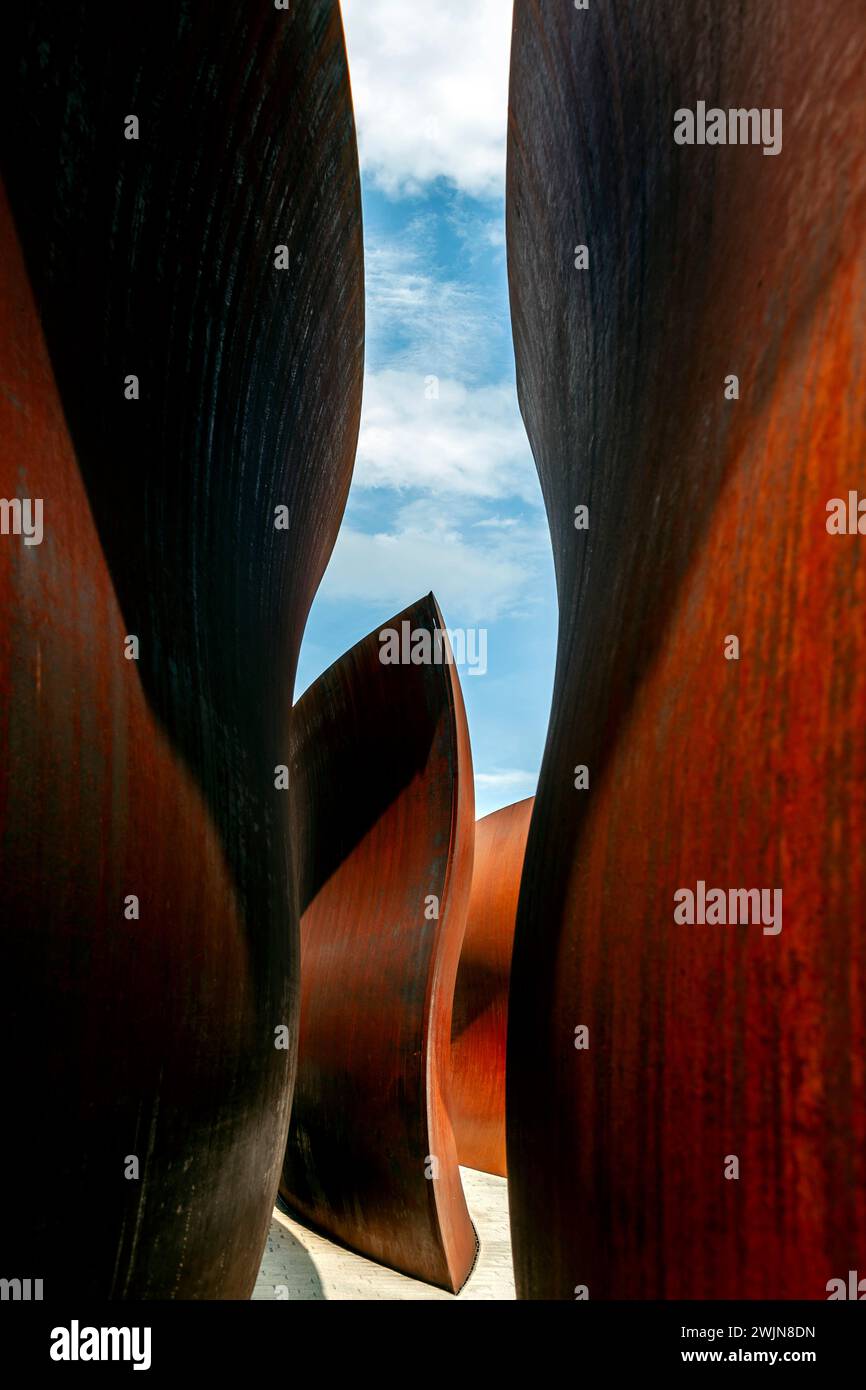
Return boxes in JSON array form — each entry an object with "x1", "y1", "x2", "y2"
[
  {"x1": 450, "y1": 797, "x2": 532, "y2": 1177},
  {"x1": 280, "y1": 595, "x2": 477, "y2": 1293},
  {"x1": 0, "y1": 0, "x2": 363, "y2": 1298},
  {"x1": 506, "y1": 0, "x2": 866, "y2": 1298}
]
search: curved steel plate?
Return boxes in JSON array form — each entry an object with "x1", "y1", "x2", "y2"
[
  {"x1": 280, "y1": 594, "x2": 477, "y2": 1293},
  {"x1": 0, "y1": 0, "x2": 362, "y2": 1298},
  {"x1": 450, "y1": 797, "x2": 533, "y2": 1177},
  {"x1": 506, "y1": 0, "x2": 866, "y2": 1298}
]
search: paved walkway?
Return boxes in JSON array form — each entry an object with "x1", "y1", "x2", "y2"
[{"x1": 253, "y1": 1168, "x2": 515, "y2": 1300}]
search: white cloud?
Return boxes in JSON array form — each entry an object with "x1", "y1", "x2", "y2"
[
  {"x1": 342, "y1": 0, "x2": 513, "y2": 198},
  {"x1": 447, "y1": 204, "x2": 506, "y2": 259},
  {"x1": 365, "y1": 238, "x2": 497, "y2": 379},
  {"x1": 317, "y1": 513, "x2": 532, "y2": 625},
  {"x1": 355, "y1": 368, "x2": 536, "y2": 500},
  {"x1": 475, "y1": 770, "x2": 536, "y2": 789}
]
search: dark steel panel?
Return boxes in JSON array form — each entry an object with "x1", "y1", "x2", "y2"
[{"x1": 0, "y1": 0, "x2": 362, "y2": 1298}]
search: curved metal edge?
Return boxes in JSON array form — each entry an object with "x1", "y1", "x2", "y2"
[{"x1": 450, "y1": 797, "x2": 534, "y2": 1178}]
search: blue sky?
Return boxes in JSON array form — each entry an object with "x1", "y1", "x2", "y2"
[{"x1": 296, "y1": 0, "x2": 557, "y2": 819}]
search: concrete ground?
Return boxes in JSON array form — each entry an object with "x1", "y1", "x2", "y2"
[{"x1": 253, "y1": 1167, "x2": 515, "y2": 1300}]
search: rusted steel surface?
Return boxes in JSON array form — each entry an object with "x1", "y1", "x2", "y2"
[
  {"x1": 280, "y1": 595, "x2": 477, "y2": 1293},
  {"x1": 0, "y1": 0, "x2": 362, "y2": 1298},
  {"x1": 450, "y1": 797, "x2": 533, "y2": 1178},
  {"x1": 506, "y1": 0, "x2": 866, "y2": 1298}
]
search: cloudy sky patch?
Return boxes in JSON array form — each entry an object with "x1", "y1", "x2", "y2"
[{"x1": 297, "y1": 0, "x2": 556, "y2": 819}]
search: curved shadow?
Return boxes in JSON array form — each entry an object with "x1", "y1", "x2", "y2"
[{"x1": 255, "y1": 1215, "x2": 328, "y2": 1302}]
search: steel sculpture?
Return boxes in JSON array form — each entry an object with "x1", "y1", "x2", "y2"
[
  {"x1": 280, "y1": 595, "x2": 477, "y2": 1293},
  {"x1": 450, "y1": 797, "x2": 533, "y2": 1177},
  {"x1": 506, "y1": 0, "x2": 866, "y2": 1298},
  {"x1": 0, "y1": 0, "x2": 363, "y2": 1298}
]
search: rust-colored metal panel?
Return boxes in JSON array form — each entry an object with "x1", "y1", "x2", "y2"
[
  {"x1": 506, "y1": 0, "x2": 866, "y2": 1298},
  {"x1": 0, "y1": 0, "x2": 362, "y2": 1298},
  {"x1": 450, "y1": 797, "x2": 533, "y2": 1178},
  {"x1": 280, "y1": 595, "x2": 477, "y2": 1293}
]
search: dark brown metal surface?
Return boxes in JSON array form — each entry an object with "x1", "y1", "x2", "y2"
[
  {"x1": 506, "y1": 0, "x2": 866, "y2": 1298},
  {"x1": 0, "y1": 0, "x2": 363, "y2": 1298},
  {"x1": 280, "y1": 595, "x2": 477, "y2": 1293},
  {"x1": 450, "y1": 797, "x2": 533, "y2": 1178}
]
